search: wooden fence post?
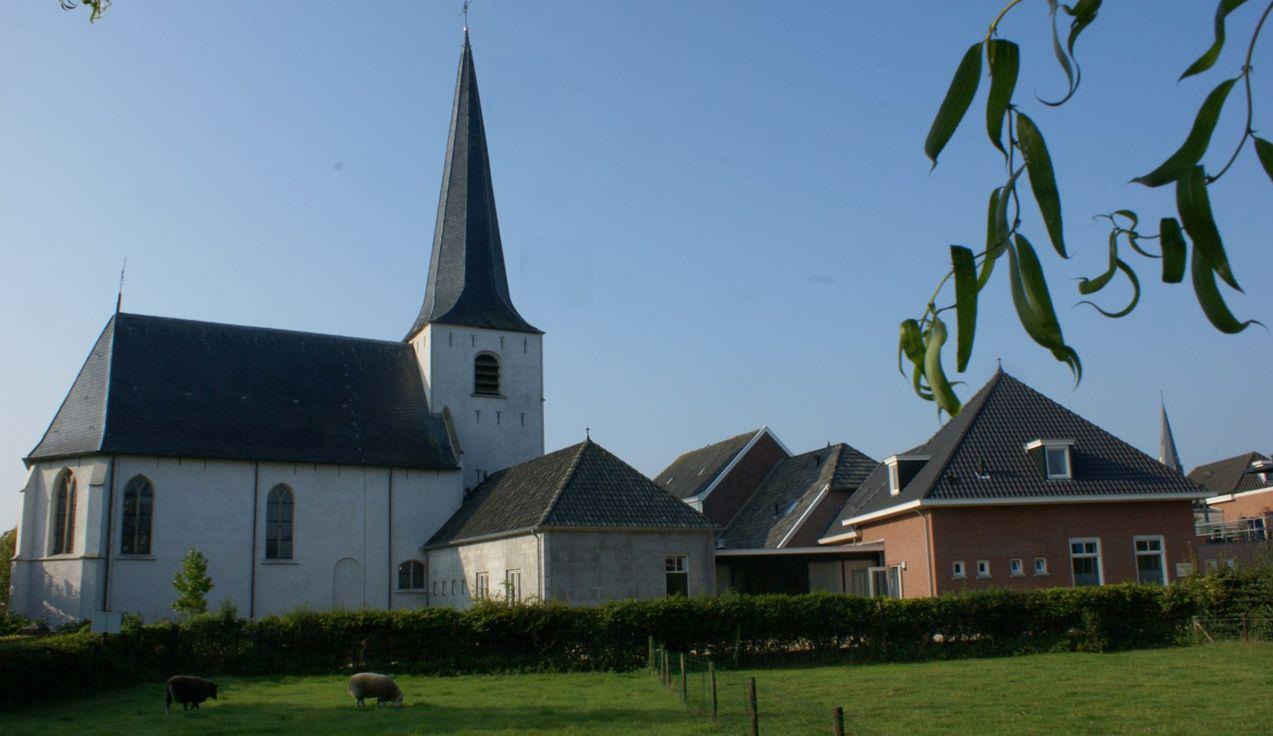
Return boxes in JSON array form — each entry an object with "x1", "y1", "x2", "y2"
[
  {"x1": 834, "y1": 706, "x2": 845, "y2": 736},
  {"x1": 748, "y1": 676, "x2": 759, "y2": 736},
  {"x1": 709, "y1": 661, "x2": 718, "y2": 722},
  {"x1": 680, "y1": 653, "x2": 687, "y2": 702},
  {"x1": 648, "y1": 636, "x2": 655, "y2": 673}
]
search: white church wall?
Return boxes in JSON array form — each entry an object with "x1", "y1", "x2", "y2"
[
  {"x1": 413, "y1": 324, "x2": 544, "y2": 490},
  {"x1": 390, "y1": 467, "x2": 463, "y2": 609},
  {"x1": 426, "y1": 533, "x2": 543, "y2": 609}
]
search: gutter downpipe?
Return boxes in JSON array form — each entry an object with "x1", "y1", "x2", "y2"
[{"x1": 249, "y1": 462, "x2": 259, "y2": 619}]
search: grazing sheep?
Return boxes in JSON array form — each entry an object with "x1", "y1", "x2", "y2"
[
  {"x1": 348, "y1": 672, "x2": 404, "y2": 708},
  {"x1": 165, "y1": 675, "x2": 218, "y2": 713}
]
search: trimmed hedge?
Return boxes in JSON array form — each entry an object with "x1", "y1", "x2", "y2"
[{"x1": 1, "y1": 572, "x2": 1269, "y2": 710}]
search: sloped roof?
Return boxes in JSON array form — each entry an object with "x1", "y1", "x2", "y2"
[
  {"x1": 427, "y1": 440, "x2": 714, "y2": 547},
  {"x1": 1188, "y1": 452, "x2": 1272, "y2": 494},
  {"x1": 830, "y1": 370, "x2": 1207, "y2": 528},
  {"x1": 406, "y1": 33, "x2": 538, "y2": 338},
  {"x1": 654, "y1": 428, "x2": 763, "y2": 500},
  {"x1": 721, "y1": 443, "x2": 875, "y2": 549},
  {"x1": 27, "y1": 313, "x2": 458, "y2": 470}
]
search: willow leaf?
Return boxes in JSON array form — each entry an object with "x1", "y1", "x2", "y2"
[
  {"x1": 951, "y1": 245, "x2": 978, "y2": 373},
  {"x1": 1063, "y1": 0, "x2": 1102, "y2": 56},
  {"x1": 1255, "y1": 137, "x2": 1273, "y2": 184},
  {"x1": 1176, "y1": 165, "x2": 1240, "y2": 291},
  {"x1": 1042, "y1": 0, "x2": 1078, "y2": 106},
  {"x1": 1133, "y1": 78, "x2": 1237, "y2": 187},
  {"x1": 898, "y1": 319, "x2": 925, "y2": 376},
  {"x1": 925, "y1": 43, "x2": 983, "y2": 167},
  {"x1": 985, "y1": 40, "x2": 1019, "y2": 158},
  {"x1": 980, "y1": 188, "x2": 1005, "y2": 289},
  {"x1": 912, "y1": 363, "x2": 935, "y2": 401},
  {"x1": 924, "y1": 318, "x2": 962, "y2": 417},
  {"x1": 1078, "y1": 232, "x2": 1119, "y2": 295},
  {"x1": 1191, "y1": 239, "x2": 1260, "y2": 333},
  {"x1": 1010, "y1": 234, "x2": 1082, "y2": 381},
  {"x1": 1160, "y1": 218, "x2": 1186, "y2": 283},
  {"x1": 1016, "y1": 113, "x2": 1067, "y2": 257},
  {"x1": 1181, "y1": 0, "x2": 1251, "y2": 81},
  {"x1": 1078, "y1": 259, "x2": 1140, "y2": 318}
]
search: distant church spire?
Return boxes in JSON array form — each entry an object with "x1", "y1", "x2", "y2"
[
  {"x1": 406, "y1": 31, "x2": 539, "y2": 340},
  {"x1": 1158, "y1": 393, "x2": 1181, "y2": 472}
]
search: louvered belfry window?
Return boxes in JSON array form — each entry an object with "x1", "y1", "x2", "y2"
[
  {"x1": 121, "y1": 475, "x2": 154, "y2": 555},
  {"x1": 474, "y1": 353, "x2": 500, "y2": 396}
]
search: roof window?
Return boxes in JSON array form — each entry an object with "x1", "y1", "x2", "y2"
[{"x1": 1025, "y1": 439, "x2": 1074, "y2": 480}]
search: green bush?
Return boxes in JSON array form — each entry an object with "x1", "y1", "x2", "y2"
[{"x1": 1, "y1": 572, "x2": 1268, "y2": 710}]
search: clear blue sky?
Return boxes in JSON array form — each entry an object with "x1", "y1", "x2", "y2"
[{"x1": 2, "y1": 2, "x2": 1269, "y2": 531}]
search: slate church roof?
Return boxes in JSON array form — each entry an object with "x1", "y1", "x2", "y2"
[
  {"x1": 406, "y1": 32, "x2": 538, "y2": 339},
  {"x1": 426, "y1": 439, "x2": 714, "y2": 548},
  {"x1": 828, "y1": 370, "x2": 1207, "y2": 529},
  {"x1": 27, "y1": 313, "x2": 458, "y2": 470},
  {"x1": 720, "y1": 443, "x2": 875, "y2": 549},
  {"x1": 1189, "y1": 452, "x2": 1272, "y2": 494},
  {"x1": 654, "y1": 428, "x2": 765, "y2": 500}
]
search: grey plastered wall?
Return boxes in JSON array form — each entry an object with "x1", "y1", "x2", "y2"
[{"x1": 541, "y1": 529, "x2": 716, "y2": 604}]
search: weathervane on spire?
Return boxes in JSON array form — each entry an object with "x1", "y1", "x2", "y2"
[
  {"x1": 115, "y1": 257, "x2": 127, "y2": 314},
  {"x1": 462, "y1": 0, "x2": 471, "y2": 33}
]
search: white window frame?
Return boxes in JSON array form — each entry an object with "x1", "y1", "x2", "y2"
[
  {"x1": 1133, "y1": 535, "x2": 1168, "y2": 585},
  {"x1": 867, "y1": 564, "x2": 904, "y2": 598},
  {"x1": 504, "y1": 569, "x2": 522, "y2": 603},
  {"x1": 397, "y1": 560, "x2": 426, "y2": 591},
  {"x1": 952, "y1": 560, "x2": 966, "y2": 579},
  {"x1": 1034, "y1": 557, "x2": 1049, "y2": 575},
  {"x1": 665, "y1": 554, "x2": 689, "y2": 596},
  {"x1": 475, "y1": 571, "x2": 490, "y2": 599},
  {"x1": 887, "y1": 461, "x2": 901, "y2": 496},
  {"x1": 1069, "y1": 537, "x2": 1104, "y2": 586},
  {"x1": 1024, "y1": 439, "x2": 1075, "y2": 480},
  {"x1": 976, "y1": 559, "x2": 991, "y2": 578},
  {"x1": 1009, "y1": 558, "x2": 1024, "y2": 577}
]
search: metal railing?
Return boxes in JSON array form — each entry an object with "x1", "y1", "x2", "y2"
[{"x1": 1196, "y1": 515, "x2": 1269, "y2": 544}]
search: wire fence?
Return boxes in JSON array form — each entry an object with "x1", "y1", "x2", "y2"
[{"x1": 1189, "y1": 613, "x2": 1273, "y2": 643}]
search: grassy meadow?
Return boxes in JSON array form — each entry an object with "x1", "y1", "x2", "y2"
[{"x1": 1, "y1": 642, "x2": 1268, "y2": 735}]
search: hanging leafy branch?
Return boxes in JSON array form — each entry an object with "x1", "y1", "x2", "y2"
[
  {"x1": 60, "y1": 0, "x2": 109, "y2": 23},
  {"x1": 903, "y1": 0, "x2": 1269, "y2": 418}
]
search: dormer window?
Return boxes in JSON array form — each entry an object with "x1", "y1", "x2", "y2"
[
  {"x1": 1025, "y1": 439, "x2": 1075, "y2": 480},
  {"x1": 884, "y1": 454, "x2": 931, "y2": 496},
  {"x1": 887, "y1": 461, "x2": 901, "y2": 495}
]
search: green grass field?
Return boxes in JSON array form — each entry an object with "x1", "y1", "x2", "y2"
[{"x1": 1, "y1": 643, "x2": 1268, "y2": 735}]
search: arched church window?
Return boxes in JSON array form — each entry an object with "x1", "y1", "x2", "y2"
[
  {"x1": 121, "y1": 475, "x2": 154, "y2": 555},
  {"x1": 51, "y1": 470, "x2": 76, "y2": 555},
  {"x1": 398, "y1": 560, "x2": 425, "y2": 591},
  {"x1": 474, "y1": 353, "x2": 501, "y2": 396},
  {"x1": 265, "y1": 484, "x2": 294, "y2": 560}
]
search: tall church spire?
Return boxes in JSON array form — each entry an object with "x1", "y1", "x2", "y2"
[
  {"x1": 407, "y1": 32, "x2": 539, "y2": 339},
  {"x1": 1158, "y1": 396, "x2": 1181, "y2": 472}
]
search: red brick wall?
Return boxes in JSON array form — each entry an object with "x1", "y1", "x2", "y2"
[
  {"x1": 1209, "y1": 488, "x2": 1273, "y2": 521},
  {"x1": 925, "y1": 501, "x2": 1197, "y2": 595},
  {"x1": 856, "y1": 512, "x2": 934, "y2": 598},
  {"x1": 701, "y1": 433, "x2": 786, "y2": 527}
]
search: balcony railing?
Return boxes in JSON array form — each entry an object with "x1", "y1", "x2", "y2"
[{"x1": 1196, "y1": 515, "x2": 1270, "y2": 544}]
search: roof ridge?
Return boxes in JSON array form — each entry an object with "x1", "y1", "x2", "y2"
[
  {"x1": 537, "y1": 441, "x2": 592, "y2": 527},
  {"x1": 115, "y1": 311, "x2": 408, "y2": 347},
  {"x1": 909, "y1": 369, "x2": 1005, "y2": 499}
]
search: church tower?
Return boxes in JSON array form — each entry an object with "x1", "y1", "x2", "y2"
[{"x1": 408, "y1": 33, "x2": 544, "y2": 489}]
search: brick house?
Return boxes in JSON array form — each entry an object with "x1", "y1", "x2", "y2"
[
  {"x1": 1188, "y1": 452, "x2": 1272, "y2": 569},
  {"x1": 817, "y1": 370, "x2": 1208, "y2": 598}
]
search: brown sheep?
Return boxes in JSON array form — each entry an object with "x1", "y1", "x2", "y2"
[
  {"x1": 348, "y1": 672, "x2": 404, "y2": 708},
  {"x1": 165, "y1": 675, "x2": 218, "y2": 713}
]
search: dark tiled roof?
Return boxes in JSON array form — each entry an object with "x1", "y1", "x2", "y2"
[
  {"x1": 654, "y1": 429, "x2": 761, "y2": 499},
  {"x1": 832, "y1": 371, "x2": 1207, "y2": 526},
  {"x1": 427, "y1": 440, "x2": 714, "y2": 547},
  {"x1": 1188, "y1": 452, "x2": 1272, "y2": 494},
  {"x1": 406, "y1": 34, "x2": 539, "y2": 338},
  {"x1": 27, "y1": 313, "x2": 458, "y2": 470},
  {"x1": 721, "y1": 443, "x2": 875, "y2": 549}
]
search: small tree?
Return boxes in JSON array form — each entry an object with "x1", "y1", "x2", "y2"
[
  {"x1": 0, "y1": 527, "x2": 15, "y2": 612},
  {"x1": 172, "y1": 547, "x2": 214, "y2": 616}
]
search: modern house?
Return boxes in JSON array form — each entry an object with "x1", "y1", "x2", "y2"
[
  {"x1": 655, "y1": 429, "x2": 880, "y2": 595},
  {"x1": 1188, "y1": 452, "x2": 1272, "y2": 569},
  {"x1": 817, "y1": 370, "x2": 1209, "y2": 598}
]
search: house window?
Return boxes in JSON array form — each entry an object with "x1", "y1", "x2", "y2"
[
  {"x1": 397, "y1": 560, "x2": 425, "y2": 591},
  {"x1": 1134, "y1": 535, "x2": 1167, "y2": 585},
  {"x1": 504, "y1": 569, "x2": 522, "y2": 602},
  {"x1": 51, "y1": 470, "x2": 76, "y2": 556},
  {"x1": 1009, "y1": 558, "x2": 1023, "y2": 577},
  {"x1": 120, "y1": 475, "x2": 154, "y2": 555},
  {"x1": 665, "y1": 554, "x2": 689, "y2": 596},
  {"x1": 1034, "y1": 557, "x2": 1048, "y2": 575},
  {"x1": 474, "y1": 353, "x2": 500, "y2": 396},
  {"x1": 1045, "y1": 447, "x2": 1071, "y2": 479},
  {"x1": 1070, "y1": 538, "x2": 1103, "y2": 587},
  {"x1": 887, "y1": 461, "x2": 901, "y2": 496},
  {"x1": 265, "y1": 484, "x2": 294, "y2": 560},
  {"x1": 868, "y1": 565, "x2": 903, "y2": 598},
  {"x1": 952, "y1": 560, "x2": 966, "y2": 579},
  {"x1": 976, "y1": 560, "x2": 991, "y2": 578},
  {"x1": 475, "y1": 571, "x2": 490, "y2": 598}
]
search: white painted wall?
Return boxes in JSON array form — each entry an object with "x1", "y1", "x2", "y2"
[
  {"x1": 426, "y1": 533, "x2": 542, "y2": 609},
  {"x1": 412, "y1": 324, "x2": 544, "y2": 490},
  {"x1": 11, "y1": 454, "x2": 464, "y2": 623}
]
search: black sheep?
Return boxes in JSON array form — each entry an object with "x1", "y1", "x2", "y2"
[{"x1": 165, "y1": 675, "x2": 218, "y2": 713}]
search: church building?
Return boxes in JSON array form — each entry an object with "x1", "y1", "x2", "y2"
[{"x1": 9, "y1": 33, "x2": 712, "y2": 624}]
